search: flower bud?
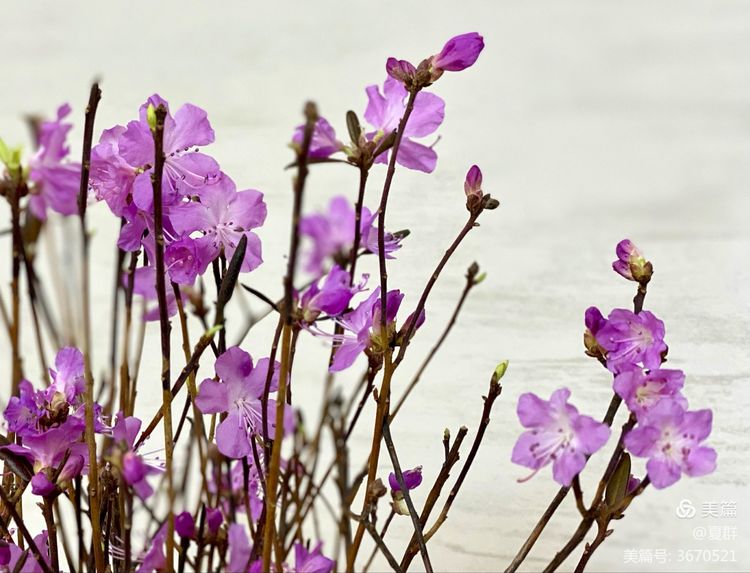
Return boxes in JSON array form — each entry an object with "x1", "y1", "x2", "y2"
[
  {"x1": 31, "y1": 471, "x2": 56, "y2": 497},
  {"x1": 492, "y1": 360, "x2": 509, "y2": 383},
  {"x1": 464, "y1": 164, "x2": 484, "y2": 214},
  {"x1": 612, "y1": 239, "x2": 652, "y2": 284},
  {"x1": 386, "y1": 57, "x2": 417, "y2": 86},
  {"x1": 206, "y1": 507, "x2": 223, "y2": 534},
  {"x1": 464, "y1": 164, "x2": 483, "y2": 198},
  {"x1": 388, "y1": 466, "x2": 423, "y2": 493},
  {"x1": 175, "y1": 511, "x2": 196, "y2": 539},
  {"x1": 583, "y1": 306, "x2": 607, "y2": 360},
  {"x1": 429, "y1": 32, "x2": 485, "y2": 78}
]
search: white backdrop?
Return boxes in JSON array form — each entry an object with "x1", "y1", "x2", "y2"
[{"x1": 1, "y1": 1, "x2": 749, "y2": 571}]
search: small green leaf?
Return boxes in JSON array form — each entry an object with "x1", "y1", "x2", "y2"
[
  {"x1": 605, "y1": 452, "x2": 632, "y2": 509},
  {"x1": 0, "y1": 137, "x2": 22, "y2": 170},
  {"x1": 346, "y1": 110, "x2": 361, "y2": 142}
]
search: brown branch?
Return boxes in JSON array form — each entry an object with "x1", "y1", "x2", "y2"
[
  {"x1": 348, "y1": 88, "x2": 420, "y2": 572},
  {"x1": 76, "y1": 81, "x2": 105, "y2": 573},
  {"x1": 261, "y1": 101, "x2": 317, "y2": 572},
  {"x1": 150, "y1": 104, "x2": 176, "y2": 572},
  {"x1": 382, "y1": 420, "x2": 433, "y2": 573}
]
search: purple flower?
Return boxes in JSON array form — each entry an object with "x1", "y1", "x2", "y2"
[
  {"x1": 0, "y1": 532, "x2": 50, "y2": 573},
  {"x1": 207, "y1": 457, "x2": 265, "y2": 522},
  {"x1": 136, "y1": 525, "x2": 167, "y2": 573},
  {"x1": 430, "y1": 32, "x2": 485, "y2": 74},
  {"x1": 613, "y1": 239, "x2": 652, "y2": 283},
  {"x1": 3, "y1": 417, "x2": 89, "y2": 496},
  {"x1": 512, "y1": 388, "x2": 611, "y2": 486},
  {"x1": 227, "y1": 524, "x2": 254, "y2": 573},
  {"x1": 624, "y1": 399, "x2": 717, "y2": 489},
  {"x1": 627, "y1": 474, "x2": 642, "y2": 493},
  {"x1": 28, "y1": 103, "x2": 82, "y2": 220},
  {"x1": 113, "y1": 412, "x2": 163, "y2": 500},
  {"x1": 172, "y1": 175, "x2": 266, "y2": 273},
  {"x1": 115, "y1": 94, "x2": 220, "y2": 212},
  {"x1": 364, "y1": 77, "x2": 445, "y2": 173},
  {"x1": 132, "y1": 266, "x2": 178, "y2": 321},
  {"x1": 175, "y1": 511, "x2": 196, "y2": 539},
  {"x1": 293, "y1": 542, "x2": 335, "y2": 573},
  {"x1": 300, "y1": 196, "x2": 403, "y2": 274},
  {"x1": 298, "y1": 265, "x2": 366, "y2": 323},
  {"x1": 195, "y1": 347, "x2": 290, "y2": 458},
  {"x1": 206, "y1": 506, "x2": 224, "y2": 534},
  {"x1": 328, "y1": 288, "x2": 405, "y2": 372},
  {"x1": 4, "y1": 379, "x2": 46, "y2": 436},
  {"x1": 292, "y1": 117, "x2": 343, "y2": 159},
  {"x1": 595, "y1": 308, "x2": 668, "y2": 374},
  {"x1": 47, "y1": 346, "x2": 85, "y2": 403},
  {"x1": 164, "y1": 235, "x2": 206, "y2": 285},
  {"x1": 90, "y1": 125, "x2": 138, "y2": 217},
  {"x1": 388, "y1": 466, "x2": 423, "y2": 492},
  {"x1": 613, "y1": 368, "x2": 687, "y2": 418}
]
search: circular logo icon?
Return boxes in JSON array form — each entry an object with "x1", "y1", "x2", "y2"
[{"x1": 676, "y1": 499, "x2": 696, "y2": 519}]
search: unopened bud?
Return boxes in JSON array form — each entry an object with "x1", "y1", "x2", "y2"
[{"x1": 492, "y1": 360, "x2": 509, "y2": 383}]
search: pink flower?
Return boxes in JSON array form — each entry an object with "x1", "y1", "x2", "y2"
[
  {"x1": 625, "y1": 399, "x2": 716, "y2": 489},
  {"x1": 298, "y1": 265, "x2": 367, "y2": 324},
  {"x1": 512, "y1": 388, "x2": 610, "y2": 486},
  {"x1": 364, "y1": 77, "x2": 445, "y2": 173},
  {"x1": 595, "y1": 308, "x2": 668, "y2": 374},
  {"x1": 171, "y1": 175, "x2": 266, "y2": 273},
  {"x1": 28, "y1": 103, "x2": 82, "y2": 220},
  {"x1": 195, "y1": 347, "x2": 291, "y2": 458},
  {"x1": 112, "y1": 412, "x2": 163, "y2": 500},
  {"x1": 613, "y1": 368, "x2": 687, "y2": 419},
  {"x1": 299, "y1": 196, "x2": 402, "y2": 274},
  {"x1": 293, "y1": 541, "x2": 335, "y2": 573},
  {"x1": 292, "y1": 117, "x2": 343, "y2": 159}
]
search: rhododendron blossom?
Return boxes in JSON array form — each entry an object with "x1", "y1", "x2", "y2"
[
  {"x1": 624, "y1": 399, "x2": 717, "y2": 489},
  {"x1": 512, "y1": 388, "x2": 611, "y2": 486},
  {"x1": 364, "y1": 77, "x2": 445, "y2": 172}
]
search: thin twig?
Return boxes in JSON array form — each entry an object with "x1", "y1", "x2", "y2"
[
  {"x1": 261, "y1": 101, "x2": 317, "y2": 572},
  {"x1": 348, "y1": 88, "x2": 420, "y2": 573},
  {"x1": 382, "y1": 420, "x2": 433, "y2": 573},
  {"x1": 76, "y1": 81, "x2": 105, "y2": 573},
  {"x1": 150, "y1": 104, "x2": 176, "y2": 572},
  {"x1": 402, "y1": 372, "x2": 503, "y2": 570}
]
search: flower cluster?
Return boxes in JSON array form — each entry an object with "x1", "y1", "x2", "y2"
[
  {"x1": 512, "y1": 240, "x2": 717, "y2": 491},
  {"x1": 90, "y1": 94, "x2": 267, "y2": 317},
  {"x1": 2, "y1": 347, "x2": 94, "y2": 496},
  {"x1": 290, "y1": 33, "x2": 484, "y2": 174}
]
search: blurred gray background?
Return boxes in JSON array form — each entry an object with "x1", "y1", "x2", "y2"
[{"x1": 1, "y1": 1, "x2": 749, "y2": 571}]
